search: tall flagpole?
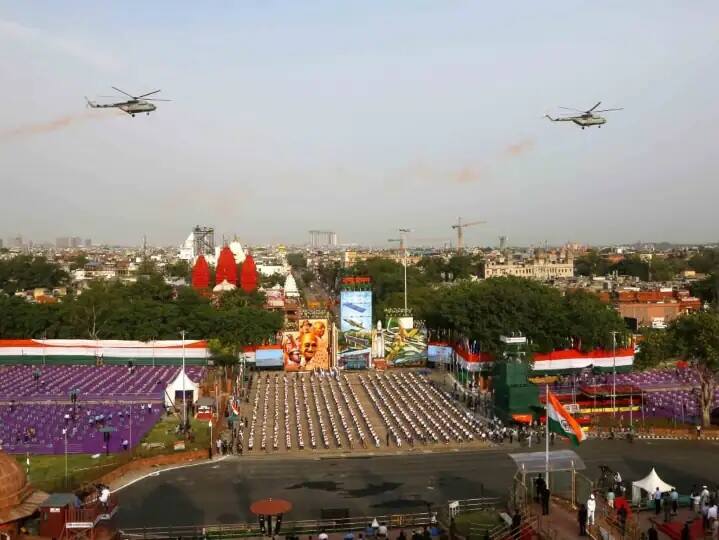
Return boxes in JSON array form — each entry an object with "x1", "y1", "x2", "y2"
[{"x1": 545, "y1": 383, "x2": 550, "y2": 489}]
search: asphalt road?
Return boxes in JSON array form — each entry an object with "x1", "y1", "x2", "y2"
[{"x1": 118, "y1": 439, "x2": 719, "y2": 528}]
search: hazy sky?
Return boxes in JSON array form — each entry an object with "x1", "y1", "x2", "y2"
[{"x1": 2, "y1": 2, "x2": 718, "y2": 248}]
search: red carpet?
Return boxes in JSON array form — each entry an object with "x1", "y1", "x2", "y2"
[{"x1": 656, "y1": 517, "x2": 703, "y2": 540}]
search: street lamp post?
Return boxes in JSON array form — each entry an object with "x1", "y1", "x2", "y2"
[
  {"x1": 42, "y1": 331, "x2": 47, "y2": 366},
  {"x1": 209, "y1": 420, "x2": 213, "y2": 458},
  {"x1": 399, "y1": 228, "x2": 411, "y2": 312},
  {"x1": 611, "y1": 331, "x2": 618, "y2": 419},
  {"x1": 63, "y1": 428, "x2": 68, "y2": 488},
  {"x1": 180, "y1": 330, "x2": 187, "y2": 432}
]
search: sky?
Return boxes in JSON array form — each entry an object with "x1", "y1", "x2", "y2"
[{"x1": 1, "y1": 1, "x2": 718, "y2": 248}]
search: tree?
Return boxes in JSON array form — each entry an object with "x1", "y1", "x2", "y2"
[
  {"x1": 634, "y1": 329, "x2": 674, "y2": 370},
  {"x1": 286, "y1": 253, "x2": 307, "y2": 269},
  {"x1": 261, "y1": 272, "x2": 285, "y2": 288},
  {"x1": 574, "y1": 250, "x2": 610, "y2": 277},
  {"x1": 0, "y1": 255, "x2": 69, "y2": 294},
  {"x1": 689, "y1": 249, "x2": 719, "y2": 274},
  {"x1": 301, "y1": 270, "x2": 315, "y2": 285},
  {"x1": 611, "y1": 255, "x2": 649, "y2": 281},
  {"x1": 670, "y1": 312, "x2": 719, "y2": 426},
  {"x1": 164, "y1": 260, "x2": 191, "y2": 281},
  {"x1": 425, "y1": 277, "x2": 627, "y2": 355},
  {"x1": 70, "y1": 254, "x2": 89, "y2": 271}
]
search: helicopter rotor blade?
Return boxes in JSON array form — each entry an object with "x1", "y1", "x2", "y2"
[
  {"x1": 137, "y1": 89, "x2": 162, "y2": 98},
  {"x1": 587, "y1": 101, "x2": 602, "y2": 113},
  {"x1": 594, "y1": 108, "x2": 623, "y2": 113},
  {"x1": 143, "y1": 98, "x2": 172, "y2": 102},
  {"x1": 111, "y1": 86, "x2": 136, "y2": 99},
  {"x1": 558, "y1": 107, "x2": 585, "y2": 113}
]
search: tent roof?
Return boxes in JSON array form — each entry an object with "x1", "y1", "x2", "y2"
[
  {"x1": 168, "y1": 368, "x2": 199, "y2": 389},
  {"x1": 632, "y1": 468, "x2": 674, "y2": 493}
]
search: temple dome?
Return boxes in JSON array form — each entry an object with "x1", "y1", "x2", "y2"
[
  {"x1": 0, "y1": 451, "x2": 31, "y2": 514},
  {"x1": 213, "y1": 279, "x2": 237, "y2": 293}
]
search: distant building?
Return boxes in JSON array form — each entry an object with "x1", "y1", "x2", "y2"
[
  {"x1": 56, "y1": 237, "x2": 70, "y2": 249},
  {"x1": 71, "y1": 237, "x2": 82, "y2": 248},
  {"x1": 483, "y1": 249, "x2": 574, "y2": 280},
  {"x1": 84, "y1": 238, "x2": 92, "y2": 247}
]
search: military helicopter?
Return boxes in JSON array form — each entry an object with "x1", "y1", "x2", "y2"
[
  {"x1": 85, "y1": 87, "x2": 170, "y2": 117},
  {"x1": 545, "y1": 102, "x2": 622, "y2": 129}
]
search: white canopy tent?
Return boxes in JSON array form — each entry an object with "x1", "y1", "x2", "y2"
[
  {"x1": 631, "y1": 468, "x2": 675, "y2": 504},
  {"x1": 164, "y1": 369, "x2": 199, "y2": 408}
]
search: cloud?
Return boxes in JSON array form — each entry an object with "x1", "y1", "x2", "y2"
[
  {"x1": 0, "y1": 18, "x2": 119, "y2": 71},
  {"x1": 0, "y1": 110, "x2": 122, "y2": 140}
]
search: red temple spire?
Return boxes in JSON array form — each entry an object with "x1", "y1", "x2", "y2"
[
  {"x1": 215, "y1": 246, "x2": 238, "y2": 285},
  {"x1": 191, "y1": 254, "x2": 210, "y2": 290},
  {"x1": 240, "y1": 253, "x2": 258, "y2": 293}
]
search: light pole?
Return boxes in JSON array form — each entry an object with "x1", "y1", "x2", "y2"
[
  {"x1": 180, "y1": 330, "x2": 187, "y2": 432},
  {"x1": 611, "y1": 331, "x2": 618, "y2": 419},
  {"x1": 129, "y1": 404, "x2": 133, "y2": 452},
  {"x1": 42, "y1": 331, "x2": 47, "y2": 366},
  {"x1": 399, "y1": 228, "x2": 411, "y2": 312},
  {"x1": 63, "y1": 428, "x2": 68, "y2": 487},
  {"x1": 209, "y1": 420, "x2": 213, "y2": 458}
]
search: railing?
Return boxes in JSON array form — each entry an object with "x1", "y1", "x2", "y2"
[{"x1": 123, "y1": 511, "x2": 438, "y2": 539}]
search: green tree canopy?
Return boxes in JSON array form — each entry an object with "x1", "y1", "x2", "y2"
[
  {"x1": 0, "y1": 255, "x2": 69, "y2": 294},
  {"x1": 671, "y1": 312, "x2": 719, "y2": 426},
  {"x1": 286, "y1": 253, "x2": 307, "y2": 269}
]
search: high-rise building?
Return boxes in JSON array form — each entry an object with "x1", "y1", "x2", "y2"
[
  {"x1": 56, "y1": 237, "x2": 70, "y2": 249},
  {"x1": 0, "y1": 238, "x2": 3, "y2": 249},
  {"x1": 84, "y1": 238, "x2": 92, "y2": 247},
  {"x1": 71, "y1": 237, "x2": 82, "y2": 248}
]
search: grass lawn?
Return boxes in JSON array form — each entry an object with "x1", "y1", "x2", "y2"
[
  {"x1": 16, "y1": 453, "x2": 122, "y2": 493},
  {"x1": 14, "y1": 414, "x2": 215, "y2": 492},
  {"x1": 453, "y1": 510, "x2": 502, "y2": 538}
]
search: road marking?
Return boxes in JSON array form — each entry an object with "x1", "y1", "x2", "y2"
[{"x1": 112, "y1": 456, "x2": 228, "y2": 493}]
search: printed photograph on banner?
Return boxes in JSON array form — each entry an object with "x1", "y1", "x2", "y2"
[{"x1": 283, "y1": 318, "x2": 329, "y2": 371}]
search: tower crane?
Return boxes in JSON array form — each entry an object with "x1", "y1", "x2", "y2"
[{"x1": 451, "y1": 217, "x2": 486, "y2": 253}]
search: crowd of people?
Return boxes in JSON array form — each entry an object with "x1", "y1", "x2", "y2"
[{"x1": 241, "y1": 370, "x2": 494, "y2": 453}]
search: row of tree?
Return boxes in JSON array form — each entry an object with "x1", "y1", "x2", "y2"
[{"x1": 0, "y1": 274, "x2": 283, "y2": 352}]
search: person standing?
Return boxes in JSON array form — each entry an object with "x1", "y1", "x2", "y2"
[
  {"x1": 654, "y1": 487, "x2": 662, "y2": 515},
  {"x1": 587, "y1": 494, "x2": 596, "y2": 526},
  {"x1": 578, "y1": 504, "x2": 588, "y2": 536},
  {"x1": 607, "y1": 489, "x2": 615, "y2": 509},
  {"x1": 671, "y1": 488, "x2": 679, "y2": 515},
  {"x1": 618, "y1": 506, "x2": 628, "y2": 536},
  {"x1": 647, "y1": 524, "x2": 658, "y2": 540},
  {"x1": 663, "y1": 493, "x2": 672, "y2": 523},
  {"x1": 541, "y1": 486, "x2": 550, "y2": 515}
]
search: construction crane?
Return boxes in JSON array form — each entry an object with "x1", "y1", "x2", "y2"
[{"x1": 451, "y1": 217, "x2": 486, "y2": 253}]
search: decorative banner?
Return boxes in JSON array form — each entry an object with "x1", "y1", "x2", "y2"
[
  {"x1": 383, "y1": 316, "x2": 427, "y2": 367},
  {"x1": 339, "y1": 290, "x2": 373, "y2": 369},
  {"x1": 283, "y1": 319, "x2": 329, "y2": 371}
]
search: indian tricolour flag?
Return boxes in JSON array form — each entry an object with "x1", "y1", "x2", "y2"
[{"x1": 547, "y1": 390, "x2": 586, "y2": 446}]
